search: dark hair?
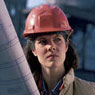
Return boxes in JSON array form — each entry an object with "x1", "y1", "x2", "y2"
[
  {"x1": 64, "y1": 40, "x2": 79, "y2": 74},
  {"x1": 24, "y1": 32, "x2": 79, "y2": 75}
]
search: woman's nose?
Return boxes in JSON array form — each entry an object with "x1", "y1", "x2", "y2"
[{"x1": 47, "y1": 41, "x2": 56, "y2": 51}]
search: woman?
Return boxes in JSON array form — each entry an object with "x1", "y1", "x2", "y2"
[{"x1": 23, "y1": 4, "x2": 95, "y2": 95}]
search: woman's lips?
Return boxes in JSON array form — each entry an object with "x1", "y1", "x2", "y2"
[{"x1": 46, "y1": 54, "x2": 58, "y2": 59}]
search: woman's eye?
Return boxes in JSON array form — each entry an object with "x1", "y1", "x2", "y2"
[
  {"x1": 39, "y1": 39, "x2": 47, "y2": 45},
  {"x1": 54, "y1": 37, "x2": 61, "y2": 42}
]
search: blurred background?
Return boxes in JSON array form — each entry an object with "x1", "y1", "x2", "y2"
[{"x1": 4, "y1": 0, "x2": 95, "y2": 82}]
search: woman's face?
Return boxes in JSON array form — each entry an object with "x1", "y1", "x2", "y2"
[{"x1": 32, "y1": 33, "x2": 68, "y2": 69}]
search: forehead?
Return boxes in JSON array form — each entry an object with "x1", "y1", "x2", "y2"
[
  {"x1": 36, "y1": 33, "x2": 63, "y2": 39},
  {"x1": 28, "y1": 31, "x2": 67, "y2": 41}
]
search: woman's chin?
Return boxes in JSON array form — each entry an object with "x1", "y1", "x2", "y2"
[{"x1": 45, "y1": 61, "x2": 60, "y2": 68}]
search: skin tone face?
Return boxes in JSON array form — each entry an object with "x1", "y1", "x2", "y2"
[
  {"x1": 32, "y1": 33, "x2": 68, "y2": 91},
  {"x1": 32, "y1": 33, "x2": 68, "y2": 70}
]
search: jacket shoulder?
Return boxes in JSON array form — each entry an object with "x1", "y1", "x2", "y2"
[{"x1": 73, "y1": 77, "x2": 95, "y2": 95}]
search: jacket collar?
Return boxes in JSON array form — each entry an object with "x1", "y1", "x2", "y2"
[
  {"x1": 59, "y1": 68, "x2": 74, "y2": 95},
  {"x1": 63, "y1": 68, "x2": 74, "y2": 87},
  {"x1": 37, "y1": 68, "x2": 74, "y2": 94}
]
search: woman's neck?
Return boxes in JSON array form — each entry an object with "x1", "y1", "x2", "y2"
[{"x1": 41, "y1": 66, "x2": 65, "y2": 92}]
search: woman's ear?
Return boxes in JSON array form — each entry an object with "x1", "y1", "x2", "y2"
[
  {"x1": 32, "y1": 50, "x2": 37, "y2": 56},
  {"x1": 65, "y1": 39, "x2": 69, "y2": 52}
]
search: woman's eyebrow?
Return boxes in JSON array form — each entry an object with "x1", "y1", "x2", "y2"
[
  {"x1": 37, "y1": 37, "x2": 46, "y2": 41},
  {"x1": 54, "y1": 34, "x2": 62, "y2": 37}
]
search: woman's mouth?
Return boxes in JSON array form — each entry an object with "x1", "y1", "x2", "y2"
[{"x1": 46, "y1": 54, "x2": 58, "y2": 59}]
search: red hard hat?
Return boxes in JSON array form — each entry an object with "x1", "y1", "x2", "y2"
[{"x1": 23, "y1": 4, "x2": 73, "y2": 37}]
